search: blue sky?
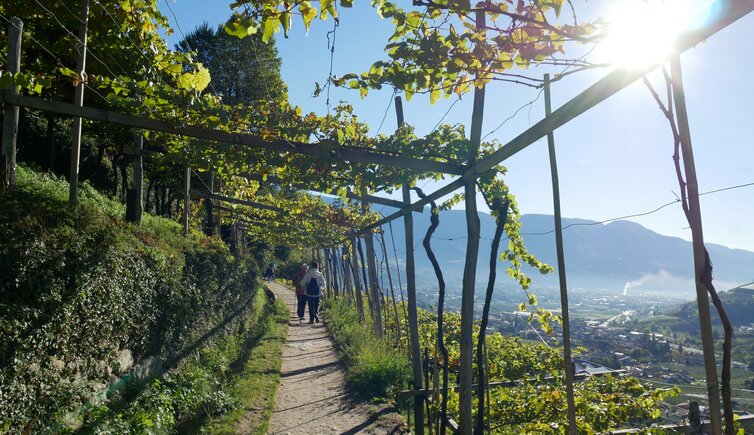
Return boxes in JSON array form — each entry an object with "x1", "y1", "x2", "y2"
[{"x1": 159, "y1": 0, "x2": 754, "y2": 254}]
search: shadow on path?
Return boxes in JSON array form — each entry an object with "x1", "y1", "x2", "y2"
[
  {"x1": 340, "y1": 407, "x2": 396, "y2": 435},
  {"x1": 280, "y1": 360, "x2": 339, "y2": 378}
]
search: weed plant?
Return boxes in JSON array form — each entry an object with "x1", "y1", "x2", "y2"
[{"x1": 322, "y1": 298, "x2": 410, "y2": 398}]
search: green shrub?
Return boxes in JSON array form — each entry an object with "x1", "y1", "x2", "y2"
[
  {"x1": 75, "y1": 287, "x2": 273, "y2": 433},
  {"x1": 0, "y1": 167, "x2": 262, "y2": 432},
  {"x1": 323, "y1": 298, "x2": 410, "y2": 398}
]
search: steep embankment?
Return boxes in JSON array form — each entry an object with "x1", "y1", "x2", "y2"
[{"x1": 0, "y1": 167, "x2": 262, "y2": 432}]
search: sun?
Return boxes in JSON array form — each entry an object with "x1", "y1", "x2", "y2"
[{"x1": 599, "y1": 0, "x2": 714, "y2": 69}]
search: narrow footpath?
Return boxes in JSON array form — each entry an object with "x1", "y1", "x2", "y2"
[{"x1": 267, "y1": 281, "x2": 407, "y2": 435}]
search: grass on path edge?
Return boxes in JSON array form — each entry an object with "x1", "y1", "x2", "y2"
[{"x1": 205, "y1": 293, "x2": 289, "y2": 434}]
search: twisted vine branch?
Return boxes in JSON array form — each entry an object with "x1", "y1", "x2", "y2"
[
  {"x1": 411, "y1": 186, "x2": 449, "y2": 435},
  {"x1": 475, "y1": 193, "x2": 510, "y2": 435},
  {"x1": 643, "y1": 73, "x2": 734, "y2": 434}
]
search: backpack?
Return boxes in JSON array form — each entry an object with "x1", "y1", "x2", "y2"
[{"x1": 306, "y1": 276, "x2": 321, "y2": 297}]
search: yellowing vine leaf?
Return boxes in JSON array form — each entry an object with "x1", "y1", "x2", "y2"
[{"x1": 194, "y1": 68, "x2": 211, "y2": 92}]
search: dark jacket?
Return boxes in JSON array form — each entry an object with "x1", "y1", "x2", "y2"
[{"x1": 292, "y1": 268, "x2": 308, "y2": 296}]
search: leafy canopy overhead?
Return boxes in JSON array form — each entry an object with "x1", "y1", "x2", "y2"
[
  {"x1": 3, "y1": 0, "x2": 605, "y2": 313},
  {"x1": 229, "y1": 0, "x2": 599, "y2": 101}
]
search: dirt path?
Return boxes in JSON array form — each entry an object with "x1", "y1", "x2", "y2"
[{"x1": 267, "y1": 282, "x2": 407, "y2": 435}]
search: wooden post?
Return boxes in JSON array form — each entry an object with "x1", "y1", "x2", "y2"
[
  {"x1": 326, "y1": 248, "x2": 334, "y2": 297},
  {"x1": 545, "y1": 74, "x2": 577, "y2": 435},
  {"x1": 338, "y1": 247, "x2": 345, "y2": 298},
  {"x1": 125, "y1": 134, "x2": 143, "y2": 224},
  {"x1": 388, "y1": 219, "x2": 409, "y2": 331},
  {"x1": 403, "y1": 181, "x2": 424, "y2": 435},
  {"x1": 68, "y1": 0, "x2": 90, "y2": 207},
  {"x1": 350, "y1": 239, "x2": 366, "y2": 321},
  {"x1": 204, "y1": 171, "x2": 216, "y2": 236},
  {"x1": 322, "y1": 248, "x2": 329, "y2": 297},
  {"x1": 183, "y1": 166, "x2": 190, "y2": 236},
  {"x1": 380, "y1": 229, "x2": 402, "y2": 346},
  {"x1": 670, "y1": 54, "x2": 722, "y2": 434},
  {"x1": 357, "y1": 236, "x2": 374, "y2": 317},
  {"x1": 343, "y1": 248, "x2": 355, "y2": 305},
  {"x1": 323, "y1": 248, "x2": 333, "y2": 298},
  {"x1": 2, "y1": 17, "x2": 22, "y2": 190},
  {"x1": 396, "y1": 95, "x2": 424, "y2": 434},
  {"x1": 214, "y1": 176, "x2": 222, "y2": 235},
  {"x1": 330, "y1": 247, "x2": 341, "y2": 297},
  {"x1": 365, "y1": 229, "x2": 384, "y2": 338},
  {"x1": 230, "y1": 221, "x2": 237, "y2": 254},
  {"x1": 689, "y1": 401, "x2": 701, "y2": 433},
  {"x1": 464, "y1": 11, "x2": 485, "y2": 435},
  {"x1": 424, "y1": 347, "x2": 433, "y2": 435}
]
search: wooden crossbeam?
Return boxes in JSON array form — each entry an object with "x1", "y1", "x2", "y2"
[
  {"x1": 348, "y1": 191, "x2": 405, "y2": 209},
  {"x1": 113, "y1": 151, "x2": 406, "y2": 210},
  {"x1": 211, "y1": 195, "x2": 362, "y2": 231},
  {"x1": 0, "y1": 92, "x2": 463, "y2": 175},
  {"x1": 363, "y1": 177, "x2": 465, "y2": 232},
  {"x1": 189, "y1": 189, "x2": 284, "y2": 213},
  {"x1": 239, "y1": 172, "x2": 406, "y2": 209}
]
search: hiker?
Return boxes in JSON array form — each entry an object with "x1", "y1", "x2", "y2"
[
  {"x1": 265, "y1": 262, "x2": 276, "y2": 282},
  {"x1": 299, "y1": 261, "x2": 326, "y2": 324},
  {"x1": 292, "y1": 263, "x2": 309, "y2": 321}
]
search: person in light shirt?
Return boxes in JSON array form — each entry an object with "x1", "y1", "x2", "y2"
[{"x1": 299, "y1": 262, "x2": 326, "y2": 324}]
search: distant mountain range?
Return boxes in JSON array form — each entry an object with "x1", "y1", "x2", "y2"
[{"x1": 380, "y1": 210, "x2": 754, "y2": 297}]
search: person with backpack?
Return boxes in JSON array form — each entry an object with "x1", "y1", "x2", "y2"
[
  {"x1": 299, "y1": 261, "x2": 326, "y2": 324},
  {"x1": 292, "y1": 263, "x2": 309, "y2": 321}
]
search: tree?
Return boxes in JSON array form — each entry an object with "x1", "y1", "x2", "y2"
[
  {"x1": 176, "y1": 19, "x2": 287, "y2": 106},
  {"x1": 0, "y1": 0, "x2": 211, "y2": 201}
]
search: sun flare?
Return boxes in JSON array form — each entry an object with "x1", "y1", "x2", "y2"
[{"x1": 599, "y1": 0, "x2": 714, "y2": 69}]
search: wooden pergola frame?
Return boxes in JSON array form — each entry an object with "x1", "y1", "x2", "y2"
[{"x1": 3, "y1": 2, "x2": 753, "y2": 432}]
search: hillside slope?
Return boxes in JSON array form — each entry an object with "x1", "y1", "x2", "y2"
[
  {"x1": 662, "y1": 283, "x2": 754, "y2": 329},
  {"x1": 0, "y1": 167, "x2": 263, "y2": 432}
]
